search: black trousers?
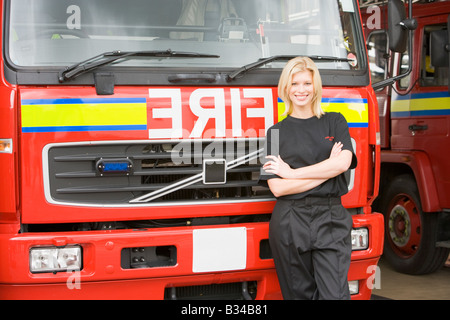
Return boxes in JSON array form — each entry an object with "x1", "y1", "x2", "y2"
[{"x1": 269, "y1": 196, "x2": 353, "y2": 300}]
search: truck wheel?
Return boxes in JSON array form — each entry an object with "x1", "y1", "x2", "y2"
[{"x1": 380, "y1": 174, "x2": 449, "y2": 274}]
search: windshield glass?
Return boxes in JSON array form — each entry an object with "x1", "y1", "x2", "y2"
[{"x1": 8, "y1": 0, "x2": 365, "y2": 72}]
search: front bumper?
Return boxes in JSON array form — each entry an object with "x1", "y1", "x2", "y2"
[{"x1": 0, "y1": 213, "x2": 383, "y2": 300}]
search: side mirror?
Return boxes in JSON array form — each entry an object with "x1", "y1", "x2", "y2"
[
  {"x1": 372, "y1": 0, "x2": 417, "y2": 90},
  {"x1": 388, "y1": 0, "x2": 417, "y2": 52},
  {"x1": 430, "y1": 30, "x2": 449, "y2": 68},
  {"x1": 430, "y1": 15, "x2": 450, "y2": 92}
]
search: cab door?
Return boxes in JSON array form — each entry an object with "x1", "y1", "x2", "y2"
[{"x1": 395, "y1": 19, "x2": 450, "y2": 210}]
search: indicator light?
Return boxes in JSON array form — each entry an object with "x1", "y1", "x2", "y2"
[
  {"x1": 351, "y1": 228, "x2": 369, "y2": 251},
  {"x1": 30, "y1": 246, "x2": 82, "y2": 273},
  {"x1": 0, "y1": 139, "x2": 12, "y2": 153},
  {"x1": 96, "y1": 158, "x2": 133, "y2": 175}
]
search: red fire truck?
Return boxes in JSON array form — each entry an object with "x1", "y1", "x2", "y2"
[
  {"x1": 363, "y1": 0, "x2": 450, "y2": 274},
  {"x1": 0, "y1": 0, "x2": 388, "y2": 300}
]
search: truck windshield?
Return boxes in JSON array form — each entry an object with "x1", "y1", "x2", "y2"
[{"x1": 8, "y1": 0, "x2": 365, "y2": 73}]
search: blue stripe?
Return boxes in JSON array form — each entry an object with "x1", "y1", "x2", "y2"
[
  {"x1": 394, "y1": 91, "x2": 450, "y2": 101},
  {"x1": 393, "y1": 109, "x2": 450, "y2": 118},
  {"x1": 321, "y1": 97, "x2": 368, "y2": 104},
  {"x1": 21, "y1": 98, "x2": 147, "y2": 105},
  {"x1": 22, "y1": 124, "x2": 147, "y2": 133},
  {"x1": 412, "y1": 109, "x2": 450, "y2": 116},
  {"x1": 348, "y1": 123, "x2": 369, "y2": 128}
]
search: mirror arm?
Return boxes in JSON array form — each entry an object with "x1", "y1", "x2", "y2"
[{"x1": 373, "y1": 0, "x2": 416, "y2": 91}]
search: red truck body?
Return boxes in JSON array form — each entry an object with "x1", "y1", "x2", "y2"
[{"x1": 0, "y1": 0, "x2": 384, "y2": 299}]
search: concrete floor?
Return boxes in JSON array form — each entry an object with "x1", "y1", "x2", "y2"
[{"x1": 371, "y1": 257, "x2": 450, "y2": 300}]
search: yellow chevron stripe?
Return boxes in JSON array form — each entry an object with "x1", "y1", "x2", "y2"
[
  {"x1": 278, "y1": 100, "x2": 368, "y2": 126},
  {"x1": 21, "y1": 102, "x2": 147, "y2": 128}
]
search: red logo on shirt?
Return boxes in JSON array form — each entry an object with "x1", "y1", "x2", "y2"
[{"x1": 325, "y1": 136, "x2": 334, "y2": 141}]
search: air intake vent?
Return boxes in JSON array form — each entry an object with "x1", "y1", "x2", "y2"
[{"x1": 164, "y1": 281, "x2": 257, "y2": 300}]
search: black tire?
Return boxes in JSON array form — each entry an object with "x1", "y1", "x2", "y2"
[{"x1": 378, "y1": 174, "x2": 449, "y2": 274}]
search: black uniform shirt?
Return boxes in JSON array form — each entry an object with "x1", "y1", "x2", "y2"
[{"x1": 260, "y1": 112, "x2": 357, "y2": 199}]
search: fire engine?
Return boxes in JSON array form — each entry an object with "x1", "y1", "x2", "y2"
[
  {"x1": 0, "y1": 0, "x2": 393, "y2": 300},
  {"x1": 363, "y1": 0, "x2": 450, "y2": 274}
]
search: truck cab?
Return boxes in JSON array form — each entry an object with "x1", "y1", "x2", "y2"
[{"x1": 364, "y1": 0, "x2": 450, "y2": 274}]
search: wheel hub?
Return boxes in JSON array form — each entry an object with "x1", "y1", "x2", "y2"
[
  {"x1": 387, "y1": 195, "x2": 421, "y2": 258},
  {"x1": 388, "y1": 204, "x2": 411, "y2": 247}
]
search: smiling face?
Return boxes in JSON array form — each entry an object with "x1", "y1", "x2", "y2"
[
  {"x1": 278, "y1": 57, "x2": 324, "y2": 119},
  {"x1": 288, "y1": 70, "x2": 314, "y2": 118}
]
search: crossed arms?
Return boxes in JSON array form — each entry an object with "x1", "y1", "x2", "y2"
[{"x1": 263, "y1": 142, "x2": 353, "y2": 198}]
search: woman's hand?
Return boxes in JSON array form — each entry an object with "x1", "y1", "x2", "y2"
[
  {"x1": 263, "y1": 155, "x2": 294, "y2": 179},
  {"x1": 329, "y1": 142, "x2": 343, "y2": 158}
]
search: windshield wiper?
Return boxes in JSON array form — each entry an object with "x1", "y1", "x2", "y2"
[
  {"x1": 58, "y1": 49, "x2": 220, "y2": 82},
  {"x1": 227, "y1": 55, "x2": 353, "y2": 81}
]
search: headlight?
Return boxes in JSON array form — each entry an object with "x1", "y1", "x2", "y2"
[
  {"x1": 0, "y1": 139, "x2": 12, "y2": 153},
  {"x1": 30, "y1": 246, "x2": 82, "y2": 273},
  {"x1": 348, "y1": 280, "x2": 359, "y2": 295},
  {"x1": 351, "y1": 228, "x2": 369, "y2": 251}
]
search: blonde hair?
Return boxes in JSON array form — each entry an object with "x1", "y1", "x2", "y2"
[{"x1": 278, "y1": 57, "x2": 324, "y2": 118}]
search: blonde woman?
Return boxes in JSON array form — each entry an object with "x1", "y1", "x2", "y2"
[{"x1": 261, "y1": 57, "x2": 357, "y2": 300}]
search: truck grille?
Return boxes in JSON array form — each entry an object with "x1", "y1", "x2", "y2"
[{"x1": 46, "y1": 140, "x2": 271, "y2": 206}]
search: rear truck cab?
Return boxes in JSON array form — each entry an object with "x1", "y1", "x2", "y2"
[
  {"x1": 1, "y1": 0, "x2": 383, "y2": 299},
  {"x1": 364, "y1": 0, "x2": 450, "y2": 274}
]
